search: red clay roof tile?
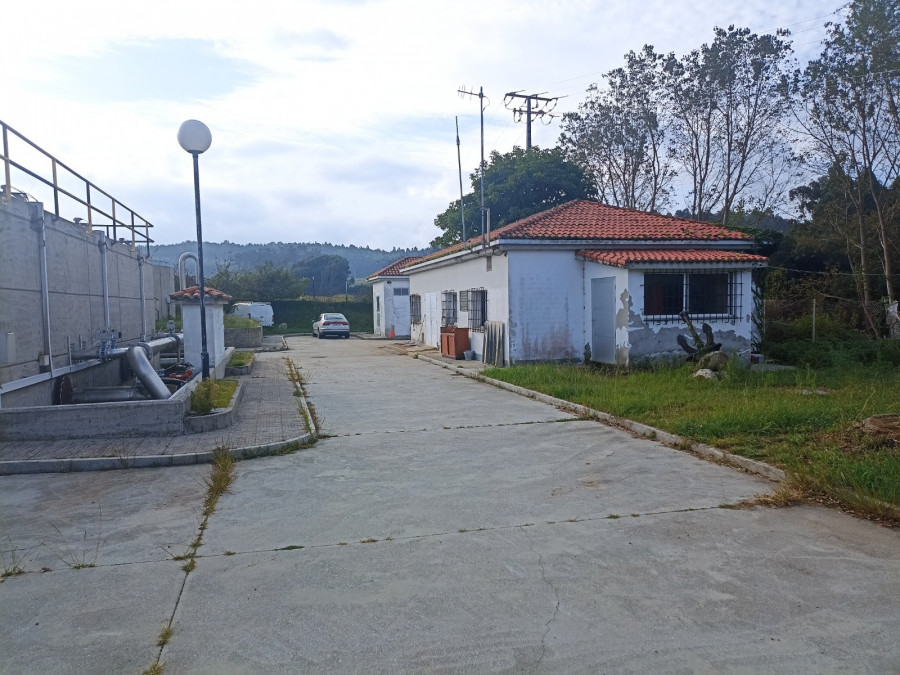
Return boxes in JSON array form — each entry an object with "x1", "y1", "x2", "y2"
[
  {"x1": 417, "y1": 200, "x2": 753, "y2": 264},
  {"x1": 578, "y1": 249, "x2": 768, "y2": 267},
  {"x1": 367, "y1": 256, "x2": 423, "y2": 280},
  {"x1": 169, "y1": 285, "x2": 233, "y2": 302}
]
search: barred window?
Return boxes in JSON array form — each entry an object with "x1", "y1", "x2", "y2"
[
  {"x1": 410, "y1": 294, "x2": 422, "y2": 324},
  {"x1": 643, "y1": 270, "x2": 741, "y2": 323},
  {"x1": 441, "y1": 290, "x2": 457, "y2": 326},
  {"x1": 393, "y1": 287, "x2": 409, "y2": 296},
  {"x1": 467, "y1": 288, "x2": 487, "y2": 331}
]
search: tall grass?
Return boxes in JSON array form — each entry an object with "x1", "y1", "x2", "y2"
[{"x1": 484, "y1": 362, "x2": 900, "y2": 513}]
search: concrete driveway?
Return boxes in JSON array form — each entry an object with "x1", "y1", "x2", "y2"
[{"x1": 1, "y1": 336, "x2": 898, "y2": 673}]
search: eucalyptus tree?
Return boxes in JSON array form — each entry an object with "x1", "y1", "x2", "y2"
[
  {"x1": 559, "y1": 45, "x2": 675, "y2": 212},
  {"x1": 663, "y1": 26, "x2": 795, "y2": 223},
  {"x1": 788, "y1": 0, "x2": 900, "y2": 302}
]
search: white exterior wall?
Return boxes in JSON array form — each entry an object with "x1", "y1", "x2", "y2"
[
  {"x1": 624, "y1": 267, "x2": 756, "y2": 363},
  {"x1": 582, "y1": 262, "x2": 630, "y2": 364},
  {"x1": 181, "y1": 302, "x2": 228, "y2": 372},
  {"x1": 507, "y1": 249, "x2": 584, "y2": 362},
  {"x1": 371, "y1": 278, "x2": 412, "y2": 337},
  {"x1": 408, "y1": 253, "x2": 509, "y2": 360}
]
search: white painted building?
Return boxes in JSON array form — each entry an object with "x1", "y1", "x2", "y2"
[
  {"x1": 402, "y1": 200, "x2": 766, "y2": 366},
  {"x1": 366, "y1": 256, "x2": 421, "y2": 338}
]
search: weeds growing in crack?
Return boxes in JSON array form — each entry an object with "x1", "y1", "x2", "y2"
[
  {"x1": 49, "y1": 504, "x2": 102, "y2": 570},
  {"x1": 156, "y1": 625, "x2": 173, "y2": 647},
  {"x1": 360, "y1": 538, "x2": 377, "y2": 544},
  {"x1": 1, "y1": 537, "x2": 42, "y2": 578},
  {"x1": 142, "y1": 663, "x2": 164, "y2": 675}
]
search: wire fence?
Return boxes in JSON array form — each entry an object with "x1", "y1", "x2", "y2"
[{"x1": 762, "y1": 296, "x2": 887, "y2": 341}]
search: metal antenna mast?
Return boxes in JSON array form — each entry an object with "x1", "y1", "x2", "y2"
[
  {"x1": 458, "y1": 85, "x2": 487, "y2": 245},
  {"x1": 503, "y1": 91, "x2": 565, "y2": 150},
  {"x1": 455, "y1": 116, "x2": 466, "y2": 243}
]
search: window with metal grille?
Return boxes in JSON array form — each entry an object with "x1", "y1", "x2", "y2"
[
  {"x1": 467, "y1": 288, "x2": 487, "y2": 331},
  {"x1": 441, "y1": 290, "x2": 457, "y2": 326},
  {"x1": 410, "y1": 294, "x2": 422, "y2": 324},
  {"x1": 643, "y1": 270, "x2": 741, "y2": 324},
  {"x1": 393, "y1": 287, "x2": 409, "y2": 296}
]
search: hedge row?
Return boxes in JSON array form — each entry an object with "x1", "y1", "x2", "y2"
[{"x1": 268, "y1": 300, "x2": 373, "y2": 334}]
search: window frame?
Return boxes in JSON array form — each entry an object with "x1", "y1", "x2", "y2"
[
  {"x1": 467, "y1": 288, "x2": 487, "y2": 331},
  {"x1": 642, "y1": 269, "x2": 741, "y2": 324},
  {"x1": 410, "y1": 293, "x2": 422, "y2": 324},
  {"x1": 441, "y1": 290, "x2": 457, "y2": 327}
]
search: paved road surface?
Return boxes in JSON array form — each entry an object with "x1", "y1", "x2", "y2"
[{"x1": 1, "y1": 336, "x2": 898, "y2": 673}]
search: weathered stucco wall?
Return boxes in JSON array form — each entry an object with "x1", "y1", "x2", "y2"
[
  {"x1": 624, "y1": 267, "x2": 756, "y2": 364},
  {"x1": 371, "y1": 278, "x2": 411, "y2": 337},
  {"x1": 507, "y1": 248, "x2": 584, "y2": 363},
  {"x1": 408, "y1": 252, "x2": 509, "y2": 360}
]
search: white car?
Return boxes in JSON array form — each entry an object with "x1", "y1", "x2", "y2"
[{"x1": 313, "y1": 313, "x2": 350, "y2": 339}]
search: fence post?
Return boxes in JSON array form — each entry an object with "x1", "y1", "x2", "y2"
[{"x1": 812, "y1": 298, "x2": 816, "y2": 342}]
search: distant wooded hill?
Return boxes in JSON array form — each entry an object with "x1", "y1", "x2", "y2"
[{"x1": 149, "y1": 241, "x2": 433, "y2": 279}]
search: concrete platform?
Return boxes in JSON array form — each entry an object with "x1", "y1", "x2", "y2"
[{"x1": 0, "y1": 339, "x2": 312, "y2": 474}]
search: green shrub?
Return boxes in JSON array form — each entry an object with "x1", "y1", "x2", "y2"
[{"x1": 191, "y1": 379, "x2": 214, "y2": 415}]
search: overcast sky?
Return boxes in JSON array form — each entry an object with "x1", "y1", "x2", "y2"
[{"x1": 3, "y1": 0, "x2": 843, "y2": 250}]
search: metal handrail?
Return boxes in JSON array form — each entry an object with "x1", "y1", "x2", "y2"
[{"x1": 0, "y1": 119, "x2": 153, "y2": 253}]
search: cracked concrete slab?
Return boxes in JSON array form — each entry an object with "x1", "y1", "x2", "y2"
[{"x1": 0, "y1": 336, "x2": 897, "y2": 673}]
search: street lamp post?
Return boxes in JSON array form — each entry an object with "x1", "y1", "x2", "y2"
[{"x1": 177, "y1": 120, "x2": 213, "y2": 380}]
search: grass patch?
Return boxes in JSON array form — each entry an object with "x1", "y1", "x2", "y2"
[
  {"x1": 227, "y1": 351, "x2": 254, "y2": 368},
  {"x1": 190, "y1": 379, "x2": 238, "y2": 415},
  {"x1": 483, "y1": 362, "x2": 900, "y2": 520}
]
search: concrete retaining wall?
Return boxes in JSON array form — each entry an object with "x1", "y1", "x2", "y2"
[
  {"x1": 225, "y1": 326, "x2": 263, "y2": 348},
  {"x1": 0, "y1": 194, "x2": 176, "y2": 408}
]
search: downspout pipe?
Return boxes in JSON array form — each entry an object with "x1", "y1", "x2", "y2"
[
  {"x1": 28, "y1": 202, "x2": 53, "y2": 374},
  {"x1": 98, "y1": 231, "x2": 111, "y2": 330},
  {"x1": 138, "y1": 252, "x2": 147, "y2": 341}
]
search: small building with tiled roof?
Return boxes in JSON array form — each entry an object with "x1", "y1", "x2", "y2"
[
  {"x1": 366, "y1": 257, "x2": 422, "y2": 338},
  {"x1": 400, "y1": 200, "x2": 766, "y2": 365},
  {"x1": 169, "y1": 285, "x2": 233, "y2": 376}
]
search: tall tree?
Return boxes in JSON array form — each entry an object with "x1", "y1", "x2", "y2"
[
  {"x1": 789, "y1": 0, "x2": 900, "y2": 302},
  {"x1": 560, "y1": 46, "x2": 675, "y2": 212},
  {"x1": 293, "y1": 254, "x2": 352, "y2": 296},
  {"x1": 663, "y1": 25, "x2": 794, "y2": 223},
  {"x1": 430, "y1": 146, "x2": 593, "y2": 247}
]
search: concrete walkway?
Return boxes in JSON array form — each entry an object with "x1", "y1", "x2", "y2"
[
  {"x1": 0, "y1": 344, "x2": 310, "y2": 473},
  {"x1": 1, "y1": 336, "x2": 898, "y2": 673}
]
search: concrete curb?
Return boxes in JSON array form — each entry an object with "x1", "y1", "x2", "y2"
[
  {"x1": 415, "y1": 353, "x2": 785, "y2": 483},
  {"x1": 0, "y1": 433, "x2": 317, "y2": 475}
]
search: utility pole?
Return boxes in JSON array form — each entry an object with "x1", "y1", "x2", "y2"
[
  {"x1": 455, "y1": 116, "x2": 466, "y2": 243},
  {"x1": 458, "y1": 85, "x2": 487, "y2": 246},
  {"x1": 503, "y1": 91, "x2": 564, "y2": 150}
]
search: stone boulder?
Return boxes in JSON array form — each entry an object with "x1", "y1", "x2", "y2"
[{"x1": 692, "y1": 368, "x2": 718, "y2": 380}]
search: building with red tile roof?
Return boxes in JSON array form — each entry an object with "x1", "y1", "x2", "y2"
[
  {"x1": 366, "y1": 257, "x2": 422, "y2": 338},
  {"x1": 399, "y1": 200, "x2": 766, "y2": 365}
]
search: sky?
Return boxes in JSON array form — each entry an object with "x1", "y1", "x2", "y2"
[{"x1": 3, "y1": 0, "x2": 845, "y2": 251}]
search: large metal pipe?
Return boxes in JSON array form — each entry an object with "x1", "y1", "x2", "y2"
[
  {"x1": 126, "y1": 345, "x2": 171, "y2": 400},
  {"x1": 177, "y1": 251, "x2": 198, "y2": 291},
  {"x1": 28, "y1": 201, "x2": 53, "y2": 374},
  {"x1": 70, "y1": 334, "x2": 180, "y2": 362}
]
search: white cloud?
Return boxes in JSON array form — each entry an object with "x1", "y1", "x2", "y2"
[{"x1": 3, "y1": 0, "x2": 840, "y2": 249}]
